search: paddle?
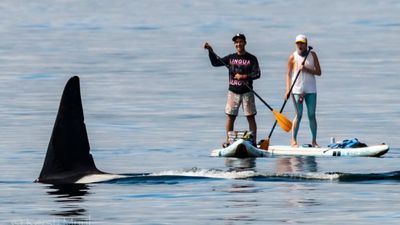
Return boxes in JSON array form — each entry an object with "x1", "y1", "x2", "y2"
[
  {"x1": 205, "y1": 47, "x2": 292, "y2": 133},
  {"x1": 259, "y1": 46, "x2": 313, "y2": 150}
]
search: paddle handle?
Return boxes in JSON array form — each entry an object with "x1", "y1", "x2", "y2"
[
  {"x1": 267, "y1": 46, "x2": 313, "y2": 138},
  {"x1": 207, "y1": 48, "x2": 274, "y2": 112}
]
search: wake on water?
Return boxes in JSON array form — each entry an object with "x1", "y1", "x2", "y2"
[
  {"x1": 35, "y1": 169, "x2": 400, "y2": 200},
  {"x1": 104, "y1": 168, "x2": 400, "y2": 184}
]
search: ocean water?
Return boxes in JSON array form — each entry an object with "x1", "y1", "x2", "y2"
[{"x1": 0, "y1": 0, "x2": 399, "y2": 224}]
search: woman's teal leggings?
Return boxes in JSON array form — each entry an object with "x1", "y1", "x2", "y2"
[{"x1": 291, "y1": 93, "x2": 317, "y2": 142}]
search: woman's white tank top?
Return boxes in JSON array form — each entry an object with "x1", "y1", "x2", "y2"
[{"x1": 291, "y1": 51, "x2": 317, "y2": 94}]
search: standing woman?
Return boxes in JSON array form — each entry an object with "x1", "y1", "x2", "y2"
[{"x1": 285, "y1": 34, "x2": 321, "y2": 147}]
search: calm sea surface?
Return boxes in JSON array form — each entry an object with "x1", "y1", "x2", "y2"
[{"x1": 0, "y1": 1, "x2": 399, "y2": 224}]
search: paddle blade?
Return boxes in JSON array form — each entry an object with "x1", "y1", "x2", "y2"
[
  {"x1": 272, "y1": 110, "x2": 292, "y2": 132},
  {"x1": 259, "y1": 138, "x2": 270, "y2": 150}
]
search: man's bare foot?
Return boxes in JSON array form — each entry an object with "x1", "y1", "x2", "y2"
[{"x1": 291, "y1": 140, "x2": 299, "y2": 148}]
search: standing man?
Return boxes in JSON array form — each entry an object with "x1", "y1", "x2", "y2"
[
  {"x1": 285, "y1": 34, "x2": 321, "y2": 147},
  {"x1": 203, "y1": 34, "x2": 261, "y2": 147}
]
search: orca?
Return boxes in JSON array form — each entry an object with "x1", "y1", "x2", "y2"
[{"x1": 36, "y1": 76, "x2": 124, "y2": 184}]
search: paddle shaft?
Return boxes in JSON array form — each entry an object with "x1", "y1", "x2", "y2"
[
  {"x1": 207, "y1": 49, "x2": 274, "y2": 111},
  {"x1": 267, "y1": 46, "x2": 313, "y2": 139}
]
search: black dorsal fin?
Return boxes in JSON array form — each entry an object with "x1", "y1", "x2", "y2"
[{"x1": 37, "y1": 76, "x2": 104, "y2": 183}]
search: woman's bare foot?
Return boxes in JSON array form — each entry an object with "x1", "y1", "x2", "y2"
[
  {"x1": 312, "y1": 141, "x2": 320, "y2": 148},
  {"x1": 291, "y1": 140, "x2": 299, "y2": 148}
]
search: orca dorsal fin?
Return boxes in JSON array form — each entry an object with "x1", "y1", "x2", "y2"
[{"x1": 37, "y1": 76, "x2": 104, "y2": 183}]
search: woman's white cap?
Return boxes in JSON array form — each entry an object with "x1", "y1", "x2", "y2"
[{"x1": 295, "y1": 34, "x2": 307, "y2": 43}]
